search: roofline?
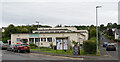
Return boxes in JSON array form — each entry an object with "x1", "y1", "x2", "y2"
[{"x1": 11, "y1": 32, "x2": 86, "y2": 36}]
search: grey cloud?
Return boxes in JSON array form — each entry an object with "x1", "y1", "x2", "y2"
[{"x1": 2, "y1": 2, "x2": 118, "y2": 27}]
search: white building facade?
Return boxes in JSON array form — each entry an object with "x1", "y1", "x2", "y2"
[
  {"x1": 115, "y1": 29, "x2": 120, "y2": 40},
  {"x1": 11, "y1": 27, "x2": 88, "y2": 49}
]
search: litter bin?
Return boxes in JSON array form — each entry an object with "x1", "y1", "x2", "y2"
[{"x1": 54, "y1": 46, "x2": 57, "y2": 50}]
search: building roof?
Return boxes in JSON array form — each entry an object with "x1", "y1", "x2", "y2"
[{"x1": 12, "y1": 27, "x2": 88, "y2": 37}]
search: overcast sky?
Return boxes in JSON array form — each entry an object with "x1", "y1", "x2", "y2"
[{"x1": 1, "y1": 0, "x2": 119, "y2": 28}]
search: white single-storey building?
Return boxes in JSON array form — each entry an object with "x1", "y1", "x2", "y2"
[
  {"x1": 11, "y1": 27, "x2": 88, "y2": 50},
  {"x1": 115, "y1": 29, "x2": 120, "y2": 40}
]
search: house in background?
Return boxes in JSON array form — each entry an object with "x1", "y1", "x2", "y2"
[{"x1": 115, "y1": 29, "x2": 120, "y2": 40}]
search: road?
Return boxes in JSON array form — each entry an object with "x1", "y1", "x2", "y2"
[
  {"x1": 0, "y1": 32, "x2": 119, "y2": 61},
  {"x1": 84, "y1": 32, "x2": 119, "y2": 60},
  {"x1": 100, "y1": 32, "x2": 118, "y2": 60},
  {"x1": 1, "y1": 50, "x2": 83, "y2": 60}
]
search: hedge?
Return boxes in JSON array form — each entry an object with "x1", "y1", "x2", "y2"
[
  {"x1": 114, "y1": 39, "x2": 120, "y2": 42},
  {"x1": 83, "y1": 39, "x2": 96, "y2": 54}
]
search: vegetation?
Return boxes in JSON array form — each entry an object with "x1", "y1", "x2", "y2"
[
  {"x1": 72, "y1": 40, "x2": 79, "y2": 46},
  {"x1": 114, "y1": 39, "x2": 120, "y2": 42},
  {"x1": 2, "y1": 24, "x2": 52, "y2": 43},
  {"x1": 83, "y1": 37, "x2": 97, "y2": 54},
  {"x1": 29, "y1": 43, "x2": 37, "y2": 49}
]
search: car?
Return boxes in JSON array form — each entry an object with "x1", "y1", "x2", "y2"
[
  {"x1": 14, "y1": 44, "x2": 30, "y2": 53},
  {"x1": 103, "y1": 42, "x2": 108, "y2": 47},
  {"x1": 7, "y1": 44, "x2": 15, "y2": 51},
  {"x1": 106, "y1": 43, "x2": 116, "y2": 51},
  {"x1": 1, "y1": 44, "x2": 9, "y2": 50}
]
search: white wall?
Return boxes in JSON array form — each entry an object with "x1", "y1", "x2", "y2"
[{"x1": 11, "y1": 32, "x2": 87, "y2": 47}]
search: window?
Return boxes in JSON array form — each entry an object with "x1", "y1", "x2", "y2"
[
  {"x1": 29, "y1": 38, "x2": 34, "y2": 44},
  {"x1": 17, "y1": 38, "x2": 21, "y2": 42},
  {"x1": 41, "y1": 38, "x2": 46, "y2": 42},
  {"x1": 35, "y1": 38, "x2": 40, "y2": 42},
  {"x1": 47, "y1": 38, "x2": 52, "y2": 42}
]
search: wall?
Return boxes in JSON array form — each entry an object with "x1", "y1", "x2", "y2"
[{"x1": 11, "y1": 32, "x2": 86, "y2": 47}]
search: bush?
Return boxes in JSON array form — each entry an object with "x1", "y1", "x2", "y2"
[
  {"x1": 107, "y1": 36, "x2": 114, "y2": 40},
  {"x1": 72, "y1": 40, "x2": 78, "y2": 46},
  {"x1": 83, "y1": 40, "x2": 96, "y2": 54},
  {"x1": 30, "y1": 46, "x2": 37, "y2": 49},
  {"x1": 50, "y1": 43, "x2": 54, "y2": 49},
  {"x1": 114, "y1": 39, "x2": 120, "y2": 42},
  {"x1": 29, "y1": 43, "x2": 37, "y2": 47}
]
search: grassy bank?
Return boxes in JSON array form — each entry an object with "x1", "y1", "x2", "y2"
[{"x1": 30, "y1": 48, "x2": 96, "y2": 56}]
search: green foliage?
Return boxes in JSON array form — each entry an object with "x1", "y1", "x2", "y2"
[
  {"x1": 107, "y1": 23, "x2": 112, "y2": 29},
  {"x1": 2, "y1": 24, "x2": 52, "y2": 42},
  {"x1": 0, "y1": 30, "x2": 1, "y2": 41},
  {"x1": 55, "y1": 24, "x2": 62, "y2": 27},
  {"x1": 114, "y1": 39, "x2": 120, "y2": 42},
  {"x1": 72, "y1": 40, "x2": 78, "y2": 46},
  {"x1": 29, "y1": 43, "x2": 37, "y2": 47},
  {"x1": 2, "y1": 37, "x2": 10, "y2": 43},
  {"x1": 29, "y1": 43, "x2": 37, "y2": 49},
  {"x1": 90, "y1": 28, "x2": 96, "y2": 38},
  {"x1": 83, "y1": 39, "x2": 96, "y2": 54},
  {"x1": 50, "y1": 43, "x2": 54, "y2": 49},
  {"x1": 89, "y1": 28, "x2": 100, "y2": 40},
  {"x1": 107, "y1": 28, "x2": 114, "y2": 36}
]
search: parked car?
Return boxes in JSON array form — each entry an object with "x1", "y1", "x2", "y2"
[
  {"x1": 14, "y1": 44, "x2": 30, "y2": 53},
  {"x1": 103, "y1": 42, "x2": 108, "y2": 47},
  {"x1": 7, "y1": 44, "x2": 15, "y2": 51},
  {"x1": 1, "y1": 44, "x2": 9, "y2": 50},
  {"x1": 106, "y1": 43, "x2": 116, "y2": 51}
]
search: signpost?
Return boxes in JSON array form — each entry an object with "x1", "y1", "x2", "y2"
[{"x1": 73, "y1": 46, "x2": 80, "y2": 55}]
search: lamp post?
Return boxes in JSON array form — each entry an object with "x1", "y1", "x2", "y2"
[
  {"x1": 96, "y1": 6, "x2": 102, "y2": 55},
  {"x1": 36, "y1": 21, "x2": 39, "y2": 52}
]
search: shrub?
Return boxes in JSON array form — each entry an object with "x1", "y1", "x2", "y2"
[
  {"x1": 72, "y1": 40, "x2": 78, "y2": 46},
  {"x1": 29, "y1": 43, "x2": 37, "y2": 47},
  {"x1": 107, "y1": 36, "x2": 114, "y2": 40},
  {"x1": 50, "y1": 43, "x2": 54, "y2": 49},
  {"x1": 114, "y1": 39, "x2": 120, "y2": 42},
  {"x1": 83, "y1": 40, "x2": 96, "y2": 54}
]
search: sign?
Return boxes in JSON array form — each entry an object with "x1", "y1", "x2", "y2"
[
  {"x1": 63, "y1": 39, "x2": 68, "y2": 50},
  {"x1": 73, "y1": 46, "x2": 80, "y2": 55},
  {"x1": 57, "y1": 39, "x2": 68, "y2": 50},
  {"x1": 36, "y1": 42, "x2": 39, "y2": 47},
  {"x1": 29, "y1": 34, "x2": 40, "y2": 37},
  {"x1": 57, "y1": 39, "x2": 62, "y2": 50}
]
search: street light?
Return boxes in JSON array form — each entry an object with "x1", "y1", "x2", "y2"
[
  {"x1": 36, "y1": 21, "x2": 39, "y2": 52},
  {"x1": 96, "y1": 6, "x2": 102, "y2": 55}
]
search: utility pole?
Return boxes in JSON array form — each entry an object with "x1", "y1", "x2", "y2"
[{"x1": 36, "y1": 21, "x2": 40, "y2": 52}]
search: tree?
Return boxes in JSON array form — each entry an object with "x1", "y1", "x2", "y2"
[
  {"x1": 55, "y1": 24, "x2": 62, "y2": 27},
  {"x1": 112, "y1": 23, "x2": 117, "y2": 28},
  {"x1": 72, "y1": 40, "x2": 78, "y2": 46},
  {"x1": 90, "y1": 28, "x2": 96, "y2": 38},
  {"x1": 100, "y1": 24, "x2": 104, "y2": 31},
  {"x1": 4, "y1": 24, "x2": 17, "y2": 37},
  {"x1": 107, "y1": 28, "x2": 113, "y2": 36},
  {"x1": 83, "y1": 40, "x2": 96, "y2": 54},
  {"x1": 107, "y1": 23, "x2": 112, "y2": 29}
]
